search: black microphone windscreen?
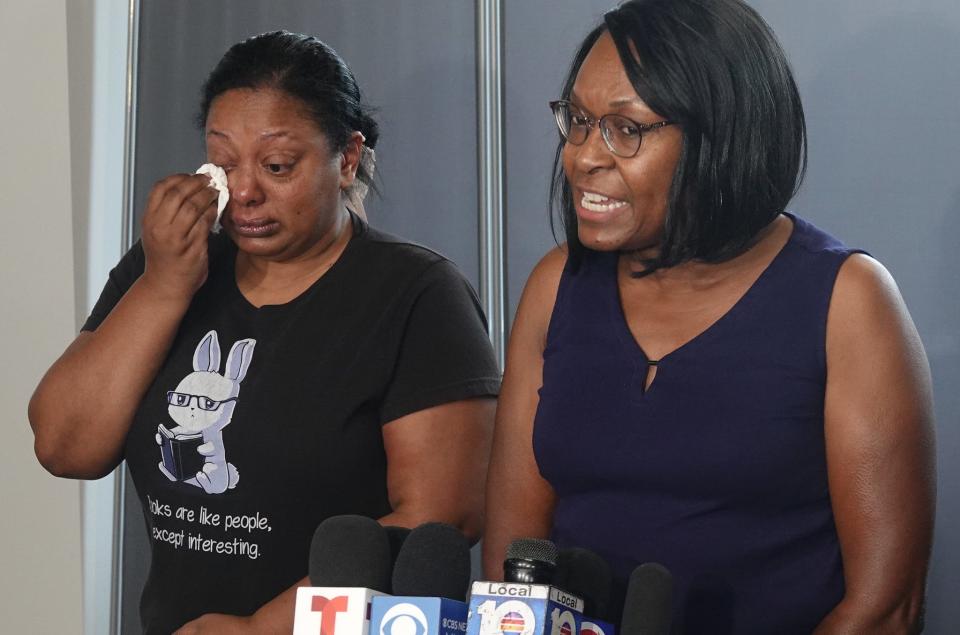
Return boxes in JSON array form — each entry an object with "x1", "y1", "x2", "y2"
[
  {"x1": 554, "y1": 547, "x2": 613, "y2": 621},
  {"x1": 308, "y1": 515, "x2": 392, "y2": 592},
  {"x1": 620, "y1": 563, "x2": 674, "y2": 635},
  {"x1": 505, "y1": 538, "x2": 559, "y2": 565},
  {"x1": 391, "y1": 522, "x2": 471, "y2": 601},
  {"x1": 503, "y1": 538, "x2": 558, "y2": 584},
  {"x1": 384, "y1": 525, "x2": 412, "y2": 566}
]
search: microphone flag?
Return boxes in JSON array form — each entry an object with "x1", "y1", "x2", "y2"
[
  {"x1": 371, "y1": 596, "x2": 469, "y2": 635},
  {"x1": 466, "y1": 582, "x2": 584, "y2": 635},
  {"x1": 294, "y1": 587, "x2": 389, "y2": 635}
]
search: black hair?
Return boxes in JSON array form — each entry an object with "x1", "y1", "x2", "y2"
[
  {"x1": 551, "y1": 0, "x2": 806, "y2": 273},
  {"x1": 198, "y1": 30, "x2": 379, "y2": 191}
]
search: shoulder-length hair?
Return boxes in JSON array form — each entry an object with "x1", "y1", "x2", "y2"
[{"x1": 551, "y1": 0, "x2": 807, "y2": 273}]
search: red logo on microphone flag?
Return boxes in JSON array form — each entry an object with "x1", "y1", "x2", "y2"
[
  {"x1": 311, "y1": 595, "x2": 350, "y2": 635},
  {"x1": 559, "y1": 622, "x2": 573, "y2": 635},
  {"x1": 500, "y1": 611, "x2": 527, "y2": 634}
]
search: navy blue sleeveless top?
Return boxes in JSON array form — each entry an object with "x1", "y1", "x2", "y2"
[{"x1": 534, "y1": 215, "x2": 858, "y2": 634}]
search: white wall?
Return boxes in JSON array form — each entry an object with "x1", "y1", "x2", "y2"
[
  {"x1": 66, "y1": 0, "x2": 128, "y2": 632},
  {"x1": 0, "y1": 0, "x2": 84, "y2": 632}
]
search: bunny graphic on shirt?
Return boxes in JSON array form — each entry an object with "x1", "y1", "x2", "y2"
[{"x1": 156, "y1": 330, "x2": 256, "y2": 494}]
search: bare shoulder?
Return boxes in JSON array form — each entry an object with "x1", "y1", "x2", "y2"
[
  {"x1": 513, "y1": 246, "x2": 568, "y2": 343},
  {"x1": 829, "y1": 253, "x2": 914, "y2": 339},
  {"x1": 827, "y1": 252, "x2": 930, "y2": 397},
  {"x1": 521, "y1": 246, "x2": 568, "y2": 310},
  {"x1": 834, "y1": 253, "x2": 901, "y2": 303}
]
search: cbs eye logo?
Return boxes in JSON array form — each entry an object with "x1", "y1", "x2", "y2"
[{"x1": 380, "y1": 603, "x2": 430, "y2": 635}]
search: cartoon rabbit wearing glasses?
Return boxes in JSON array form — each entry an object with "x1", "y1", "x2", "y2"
[{"x1": 156, "y1": 330, "x2": 256, "y2": 494}]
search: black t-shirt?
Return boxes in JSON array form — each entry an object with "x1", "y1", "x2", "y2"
[{"x1": 83, "y1": 216, "x2": 501, "y2": 634}]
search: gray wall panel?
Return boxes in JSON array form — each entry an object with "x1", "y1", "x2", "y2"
[
  {"x1": 752, "y1": 2, "x2": 960, "y2": 628},
  {"x1": 503, "y1": 2, "x2": 612, "y2": 327}
]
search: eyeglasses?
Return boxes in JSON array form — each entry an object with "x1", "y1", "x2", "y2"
[
  {"x1": 549, "y1": 99, "x2": 675, "y2": 158},
  {"x1": 166, "y1": 391, "x2": 238, "y2": 411}
]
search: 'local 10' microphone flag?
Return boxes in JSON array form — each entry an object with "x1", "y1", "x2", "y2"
[
  {"x1": 370, "y1": 596, "x2": 469, "y2": 635},
  {"x1": 466, "y1": 581, "x2": 584, "y2": 635}
]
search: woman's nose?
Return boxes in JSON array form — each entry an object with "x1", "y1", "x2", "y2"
[
  {"x1": 228, "y1": 166, "x2": 265, "y2": 206},
  {"x1": 571, "y1": 124, "x2": 615, "y2": 173}
]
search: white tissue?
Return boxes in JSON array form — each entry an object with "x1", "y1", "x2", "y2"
[{"x1": 195, "y1": 163, "x2": 230, "y2": 233}]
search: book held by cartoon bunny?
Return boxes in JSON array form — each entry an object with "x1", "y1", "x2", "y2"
[{"x1": 157, "y1": 424, "x2": 205, "y2": 481}]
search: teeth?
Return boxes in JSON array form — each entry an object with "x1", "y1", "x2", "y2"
[{"x1": 581, "y1": 191, "x2": 627, "y2": 213}]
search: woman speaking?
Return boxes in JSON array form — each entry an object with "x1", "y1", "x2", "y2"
[{"x1": 483, "y1": 1, "x2": 935, "y2": 632}]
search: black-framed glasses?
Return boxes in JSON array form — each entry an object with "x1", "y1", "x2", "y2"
[
  {"x1": 166, "y1": 391, "x2": 238, "y2": 411},
  {"x1": 550, "y1": 99, "x2": 675, "y2": 158}
]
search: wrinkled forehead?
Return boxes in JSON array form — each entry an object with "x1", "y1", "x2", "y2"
[{"x1": 205, "y1": 87, "x2": 327, "y2": 142}]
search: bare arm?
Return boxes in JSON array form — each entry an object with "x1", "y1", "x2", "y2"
[
  {"x1": 29, "y1": 174, "x2": 219, "y2": 478},
  {"x1": 380, "y1": 398, "x2": 496, "y2": 540},
  {"x1": 482, "y1": 248, "x2": 567, "y2": 580},
  {"x1": 813, "y1": 254, "x2": 935, "y2": 634}
]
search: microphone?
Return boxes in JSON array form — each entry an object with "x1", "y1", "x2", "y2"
[
  {"x1": 371, "y1": 522, "x2": 472, "y2": 635},
  {"x1": 553, "y1": 547, "x2": 613, "y2": 623},
  {"x1": 294, "y1": 515, "x2": 392, "y2": 635},
  {"x1": 619, "y1": 563, "x2": 673, "y2": 635},
  {"x1": 391, "y1": 521, "x2": 471, "y2": 601},
  {"x1": 503, "y1": 538, "x2": 558, "y2": 584},
  {"x1": 467, "y1": 539, "x2": 584, "y2": 635},
  {"x1": 308, "y1": 515, "x2": 392, "y2": 589},
  {"x1": 384, "y1": 525, "x2": 413, "y2": 580}
]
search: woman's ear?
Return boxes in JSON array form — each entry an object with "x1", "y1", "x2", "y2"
[{"x1": 339, "y1": 131, "x2": 365, "y2": 190}]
